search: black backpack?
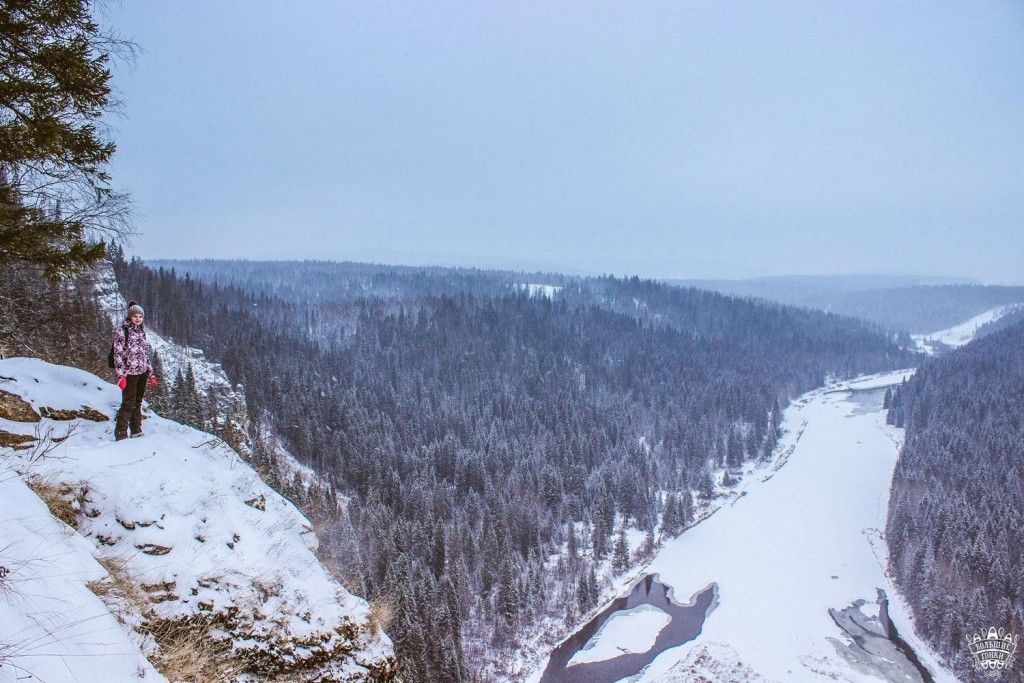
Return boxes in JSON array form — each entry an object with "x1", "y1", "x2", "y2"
[{"x1": 107, "y1": 323, "x2": 130, "y2": 369}]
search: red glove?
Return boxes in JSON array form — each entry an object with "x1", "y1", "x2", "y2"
[
  {"x1": 148, "y1": 375, "x2": 158, "y2": 387},
  {"x1": 117, "y1": 376, "x2": 127, "y2": 391}
]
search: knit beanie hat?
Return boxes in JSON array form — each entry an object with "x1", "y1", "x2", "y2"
[{"x1": 127, "y1": 301, "x2": 144, "y2": 319}]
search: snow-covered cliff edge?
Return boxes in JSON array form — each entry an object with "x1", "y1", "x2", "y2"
[{"x1": 0, "y1": 357, "x2": 396, "y2": 681}]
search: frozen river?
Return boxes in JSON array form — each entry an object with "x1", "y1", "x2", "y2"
[
  {"x1": 630, "y1": 370, "x2": 959, "y2": 682},
  {"x1": 535, "y1": 370, "x2": 963, "y2": 682}
]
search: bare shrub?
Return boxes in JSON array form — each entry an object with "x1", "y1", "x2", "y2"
[
  {"x1": 0, "y1": 263, "x2": 115, "y2": 373},
  {"x1": 0, "y1": 546, "x2": 19, "y2": 602},
  {"x1": 25, "y1": 423, "x2": 77, "y2": 462}
]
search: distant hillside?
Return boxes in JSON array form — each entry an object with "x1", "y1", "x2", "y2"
[
  {"x1": 974, "y1": 304, "x2": 1024, "y2": 340},
  {"x1": 670, "y1": 276, "x2": 1024, "y2": 334},
  {"x1": 146, "y1": 258, "x2": 568, "y2": 303},
  {"x1": 820, "y1": 285, "x2": 1024, "y2": 334},
  {"x1": 673, "y1": 274, "x2": 973, "y2": 306}
]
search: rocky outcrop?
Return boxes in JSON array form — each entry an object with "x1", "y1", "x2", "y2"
[
  {"x1": 0, "y1": 428, "x2": 34, "y2": 449},
  {"x1": 0, "y1": 387, "x2": 40, "y2": 422},
  {"x1": 39, "y1": 405, "x2": 108, "y2": 421}
]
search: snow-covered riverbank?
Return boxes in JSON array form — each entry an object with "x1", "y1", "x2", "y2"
[
  {"x1": 912, "y1": 304, "x2": 1022, "y2": 355},
  {"x1": 529, "y1": 369, "x2": 964, "y2": 682},
  {"x1": 620, "y1": 369, "x2": 959, "y2": 682}
]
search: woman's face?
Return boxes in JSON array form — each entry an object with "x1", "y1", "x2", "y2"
[{"x1": 131, "y1": 313, "x2": 143, "y2": 325}]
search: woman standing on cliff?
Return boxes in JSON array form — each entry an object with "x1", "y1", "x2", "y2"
[{"x1": 113, "y1": 301, "x2": 158, "y2": 441}]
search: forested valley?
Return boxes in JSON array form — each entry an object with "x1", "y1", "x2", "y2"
[
  {"x1": 886, "y1": 319, "x2": 1024, "y2": 682},
  {"x1": 113, "y1": 254, "x2": 918, "y2": 681}
]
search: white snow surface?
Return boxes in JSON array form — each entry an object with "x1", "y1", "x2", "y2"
[
  {"x1": 0, "y1": 357, "x2": 393, "y2": 680},
  {"x1": 619, "y1": 370, "x2": 959, "y2": 683},
  {"x1": 912, "y1": 304, "x2": 1021, "y2": 355},
  {"x1": 517, "y1": 283, "x2": 562, "y2": 299},
  {"x1": 567, "y1": 604, "x2": 672, "y2": 667},
  {"x1": 839, "y1": 371, "x2": 915, "y2": 391},
  {"x1": 0, "y1": 472, "x2": 164, "y2": 683}
]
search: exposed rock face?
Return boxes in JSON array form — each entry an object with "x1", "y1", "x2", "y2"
[
  {"x1": 0, "y1": 428, "x2": 34, "y2": 449},
  {"x1": 39, "y1": 405, "x2": 108, "y2": 421},
  {"x1": 0, "y1": 388, "x2": 40, "y2": 422}
]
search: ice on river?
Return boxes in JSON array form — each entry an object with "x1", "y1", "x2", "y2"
[
  {"x1": 567, "y1": 604, "x2": 672, "y2": 667},
  {"x1": 626, "y1": 370, "x2": 959, "y2": 682}
]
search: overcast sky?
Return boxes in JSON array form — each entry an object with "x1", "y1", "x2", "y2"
[{"x1": 105, "y1": 1, "x2": 1024, "y2": 283}]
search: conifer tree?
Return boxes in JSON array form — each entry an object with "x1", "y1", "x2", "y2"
[
  {"x1": 147, "y1": 350, "x2": 169, "y2": 412},
  {"x1": 591, "y1": 520, "x2": 608, "y2": 561},
  {"x1": 639, "y1": 527, "x2": 657, "y2": 559},
  {"x1": 0, "y1": 0, "x2": 135, "y2": 278},
  {"x1": 566, "y1": 524, "x2": 579, "y2": 570},
  {"x1": 660, "y1": 493, "x2": 678, "y2": 537},
  {"x1": 494, "y1": 558, "x2": 519, "y2": 641},
  {"x1": 576, "y1": 566, "x2": 597, "y2": 614},
  {"x1": 612, "y1": 527, "x2": 629, "y2": 575},
  {"x1": 679, "y1": 489, "x2": 694, "y2": 526}
]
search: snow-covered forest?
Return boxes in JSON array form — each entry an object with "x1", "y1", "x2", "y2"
[
  {"x1": 3, "y1": 0, "x2": 1021, "y2": 680},
  {"x1": 885, "y1": 319, "x2": 1024, "y2": 681},
  {"x1": 110, "y1": 254, "x2": 919, "y2": 679}
]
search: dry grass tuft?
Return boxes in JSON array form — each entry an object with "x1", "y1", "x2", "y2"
[
  {"x1": 367, "y1": 597, "x2": 394, "y2": 634},
  {"x1": 25, "y1": 476, "x2": 88, "y2": 529},
  {"x1": 311, "y1": 517, "x2": 365, "y2": 598},
  {"x1": 315, "y1": 551, "x2": 361, "y2": 596},
  {"x1": 143, "y1": 617, "x2": 237, "y2": 683},
  {"x1": 0, "y1": 549, "x2": 26, "y2": 603},
  {"x1": 88, "y1": 553, "x2": 151, "y2": 625},
  {"x1": 87, "y1": 553, "x2": 243, "y2": 682},
  {"x1": 95, "y1": 552, "x2": 132, "y2": 581}
]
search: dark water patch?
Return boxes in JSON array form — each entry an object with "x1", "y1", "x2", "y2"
[
  {"x1": 877, "y1": 590, "x2": 935, "y2": 683},
  {"x1": 539, "y1": 575, "x2": 717, "y2": 683},
  {"x1": 845, "y1": 386, "x2": 889, "y2": 417},
  {"x1": 828, "y1": 588, "x2": 934, "y2": 683}
]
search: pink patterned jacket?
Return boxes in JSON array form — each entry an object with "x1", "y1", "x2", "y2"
[{"x1": 113, "y1": 322, "x2": 153, "y2": 377}]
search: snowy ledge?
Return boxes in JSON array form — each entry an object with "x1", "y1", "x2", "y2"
[{"x1": 0, "y1": 357, "x2": 396, "y2": 681}]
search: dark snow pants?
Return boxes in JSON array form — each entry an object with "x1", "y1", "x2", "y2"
[{"x1": 115, "y1": 372, "x2": 149, "y2": 440}]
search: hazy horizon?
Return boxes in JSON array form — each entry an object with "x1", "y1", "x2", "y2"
[
  {"x1": 107, "y1": 1, "x2": 1024, "y2": 284},
  {"x1": 145, "y1": 255, "x2": 999, "y2": 288}
]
